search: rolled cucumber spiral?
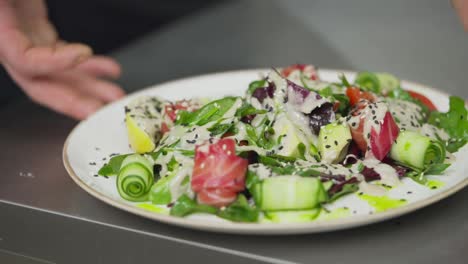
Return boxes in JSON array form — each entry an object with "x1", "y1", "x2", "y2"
[
  {"x1": 117, "y1": 154, "x2": 154, "y2": 202},
  {"x1": 390, "y1": 131, "x2": 445, "y2": 170}
]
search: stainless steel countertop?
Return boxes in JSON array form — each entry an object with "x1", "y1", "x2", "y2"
[{"x1": 1, "y1": 1, "x2": 467, "y2": 263}]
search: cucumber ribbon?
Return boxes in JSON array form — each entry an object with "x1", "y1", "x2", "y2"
[
  {"x1": 117, "y1": 154, "x2": 154, "y2": 202},
  {"x1": 390, "y1": 131, "x2": 446, "y2": 170}
]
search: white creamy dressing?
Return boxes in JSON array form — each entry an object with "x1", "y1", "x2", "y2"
[
  {"x1": 386, "y1": 98, "x2": 424, "y2": 131},
  {"x1": 286, "y1": 85, "x2": 328, "y2": 114},
  {"x1": 168, "y1": 165, "x2": 194, "y2": 201},
  {"x1": 419, "y1": 123, "x2": 449, "y2": 141},
  {"x1": 268, "y1": 70, "x2": 288, "y2": 108},
  {"x1": 358, "y1": 181, "x2": 387, "y2": 196},
  {"x1": 248, "y1": 163, "x2": 273, "y2": 180},
  {"x1": 154, "y1": 151, "x2": 194, "y2": 201},
  {"x1": 179, "y1": 125, "x2": 213, "y2": 149},
  {"x1": 284, "y1": 104, "x2": 316, "y2": 140}
]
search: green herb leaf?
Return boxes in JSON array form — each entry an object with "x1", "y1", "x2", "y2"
[
  {"x1": 217, "y1": 195, "x2": 259, "y2": 222},
  {"x1": 208, "y1": 122, "x2": 233, "y2": 136},
  {"x1": 388, "y1": 88, "x2": 430, "y2": 117},
  {"x1": 247, "y1": 79, "x2": 267, "y2": 95},
  {"x1": 98, "y1": 154, "x2": 131, "y2": 176},
  {"x1": 425, "y1": 163, "x2": 450, "y2": 175},
  {"x1": 329, "y1": 183, "x2": 359, "y2": 202},
  {"x1": 235, "y1": 102, "x2": 267, "y2": 118},
  {"x1": 428, "y1": 96, "x2": 468, "y2": 152},
  {"x1": 246, "y1": 170, "x2": 261, "y2": 190},
  {"x1": 170, "y1": 195, "x2": 217, "y2": 217},
  {"x1": 176, "y1": 97, "x2": 238, "y2": 126},
  {"x1": 339, "y1": 74, "x2": 352, "y2": 87}
]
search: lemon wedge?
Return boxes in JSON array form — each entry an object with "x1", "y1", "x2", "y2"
[{"x1": 125, "y1": 113, "x2": 156, "y2": 153}]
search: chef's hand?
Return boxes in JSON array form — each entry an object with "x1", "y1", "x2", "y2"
[
  {"x1": 0, "y1": 0, "x2": 125, "y2": 120},
  {"x1": 453, "y1": 0, "x2": 468, "y2": 31}
]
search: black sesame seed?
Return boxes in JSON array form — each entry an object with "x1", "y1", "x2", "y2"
[
  {"x1": 352, "y1": 122, "x2": 356, "y2": 127},
  {"x1": 359, "y1": 192, "x2": 364, "y2": 195},
  {"x1": 431, "y1": 186, "x2": 437, "y2": 189},
  {"x1": 407, "y1": 191, "x2": 413, "y2": 194},
  {"x1": 334, "y1": 140, "x2": 338, "y2": 146},
  {"x1": 278, "y1": 146, "x2": 284, "y2": 150},
  {"x1": 374, "y1": 120, "x2": 379, "y2": 125},
  {"x1": 93, "y1": 174, "x2": 98, "y2": 177},
  {"x1": 325, "y1": 145, "x2": 331, "y2": 149},
  {"x1": 372, "y1": 110, "x2": 376, "y2": 115},
  {"x1": 89, "y1": 162, "x2": 96, "y2": 166},
  {"x1": 186, "y1": 139, "x2": 196, "y2": 144},
  {"x1": 103, "y1": 176, "x2": 109, "y2": 179},
  {"x1": 400, "y1": 199, "x2": 406, "y2": 202}
]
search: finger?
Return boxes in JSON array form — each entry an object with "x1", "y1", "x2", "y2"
[
  {"x1": 73, "y1": 75, "x2": 126, "y2": 102},
  {"x1": 75, "y1": 56, "x2": 122, "y2": 79},
  {"x1": 55, "y1": 71, "x2": 125, "y2": 102},
  {"x1": 0, "y1": 28, "x2": 92, "y2": 76},
  {"x1": 31, "y1": 83, "x2": 104, "y2": 120},
  {"x1": 453, "y1": 0, "x2": 468, "y2": 31},
  {"x1": 6, "y1": 66, "x2": 104, "y2": 120}
]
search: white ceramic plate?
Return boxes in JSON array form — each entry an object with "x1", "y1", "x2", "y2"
[{"x1": 63, "y1": 69, "x2": 468, "y2": 235}]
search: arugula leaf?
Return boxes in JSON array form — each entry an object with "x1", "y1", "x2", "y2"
[
  {"x1": 208, "y1": 122, "x2": 233, "y2": 136},
  {"x1": 297, "y1": 143, "x2": 306, "y2": 160},
  {"x1": 170, "y1": 194, "x2": 258, "y2": 222},
  {"x1": 406, "y1": 170, "x2": 428, "y2": 185},
  {"x1": 428, "y1": 96, "x2": 468, "y2": 152},
  {"x1": 235, "y1": 102, "x2": 267, "y2": 118},
  {"x1": 246, "y1": 170, "x2": 261, "y2": 190},
  {"x1": 425, "y1": 163, "x2": 450, "y2": 175},
  {"x1": 176, "y1": 97, "x2": 238, "y2": 126},
  {"x1": 247, "y1": 79, "x2": 267, "y2": 95},
  {"x1": 97, "y1": 151, "x2": 162, "y2": 177},
  {"x1": 217, "y1": 195, "x2": 259, "y2": 222},
  {"x1": 170, "y1": 195, "x2": 217, "y2": 217},
  {"x1": 318, "y1": 87, "x2": 333, "y2": 97},
  {"x1": 406, "y1": 163, "x2": 450, "y2": 185},
  {"x1": 333, "y1": 94, "x2": 350, "y2": 115},
  {"x1": 167, "y1": 156, "x2": 179, "y2": 172},
  {"x1": 98, "y1": 154, "x2": 130, "y2": 176},
  {"x1": 339, "y1": 74, "x2": 352, "y2": 87}
]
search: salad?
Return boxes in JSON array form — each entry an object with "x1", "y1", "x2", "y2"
[{"x1": 98, "y1": 65, "x2": 468, "y2": 223}]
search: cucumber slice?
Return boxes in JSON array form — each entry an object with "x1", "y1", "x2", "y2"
[
  {"x1": 117, "y1": 162, "x2": 153, "y2": 202},
  {"x1": 376, "y1": 73, "x2": 400, "y2": 94},
  {"x1": 390, "y1": 131, "x2": 445, "y2": 170},
  {"x1": 355, "y1": 72, "x2": 380, "y2": 93},
  {"x1": 264, "y1": 208, "x2": 321, "y2": 223},
  {"x1": 256, "y1": 176, "x2": 327, "y2": 211},
  {"x1": 318, "y1": 123, "x2": 352, "y2": 163},
  {"x1": 120, "y1": 153, "x2": 153, "y2": 173}
]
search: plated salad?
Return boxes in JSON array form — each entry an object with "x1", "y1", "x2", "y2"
[{"x1": 98, "y1": 65, "x2": 468, "y2": 223}]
